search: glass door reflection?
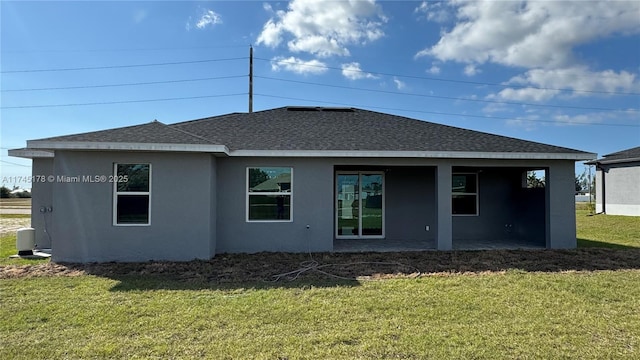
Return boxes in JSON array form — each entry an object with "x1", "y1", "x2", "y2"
[
  {"x1": 336, "y1": 172, "x2": 384, "y2": 238},
  {"x1": 336, "y1": 174, "x2": 359, "y2": 236}
]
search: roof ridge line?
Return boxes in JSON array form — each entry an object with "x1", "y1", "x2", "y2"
[{"x1": 162, "y1": 122, "x2": 219, "y2": 144}]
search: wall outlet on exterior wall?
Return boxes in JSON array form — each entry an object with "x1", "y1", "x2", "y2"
[{"x1": 425, "y1": 225, "x2": 430, "y2": 231}]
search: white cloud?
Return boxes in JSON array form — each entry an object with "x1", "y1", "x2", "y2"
[
  {"x1": 186, "y1": 9, "x2": 222, "y2": 31},
  {"x1": 463, "y1": 64, "x2": 480, "y2": 76},
  {"x1": 414, "y1": 1, "x2": 428, "y2": 14},
  {"x1": 553, "y1": 114, "x2": 602, "y2": 127},
  {"x1": 393, "y1": 77, "x2": 406, "y2": 90},
  {"x1": 505, "y1": 115, "x2": 541, "y2": 131},
  {"x1": 414, "y1": 1, "x2": 450, "y2": 23},
  {"x1": 416, "y1": 1, "x2": 640, "y2": 102},
  {"x1": 341, "y1": 62, "x2": 378, "y2": 80},
  {"x1": 427, "y1": 65, "x2": 441, "y2": 75},
  {"x1": 257, "y1": 19, "x2": 283, "y2": 47},
  {"x1": 257, "y1": 0, "x2": 387, "y2": 57},
  {"x1": 492, "y1": 67, "x2": 637, "y2": 101},
  {"x1": 196, "y1": 9, "x2": 222, "y2": 29},
  {"x1": 490, "y1": 88, "x2": 560, "y2": 102},
  {"x1": 271, "y1": 56, "x2": 328, "y2": 75},
  {"x1": 417, "y1": 1, "x2": 640, "y2": 69}
]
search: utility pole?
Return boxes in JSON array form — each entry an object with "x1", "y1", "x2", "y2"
[{"x1": 249, "y1": 45, "x2": 253, "y2": 113}]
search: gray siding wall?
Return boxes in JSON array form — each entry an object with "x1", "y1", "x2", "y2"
[
  {"x1": 596, "y1": 162, "x2": 640, "y2": 216},
  {"x1": 595, "y1": 169, "x2": 604, "y2": 213},
  {"x1": 31, "y1": 158, "x2": 54, "y2": 248},
  {"x1": 385, "y1": 167, "x2": 436, "y2": 242},
  {"x1": 49, "y1": 151, "x2": 214, "y2": 262},
  {"x1": 209, "y1": 156, "x2": 218, "y2": 258},
  {"x1": 30, "y1": 154, "x2": 579, "y2": 262},
  {"x1": 216, "y1": 157, "x2": 334, "y2": 253},
  {"x1": 546, "y1": 161, "x2": 577, "y2": 248},
  {"x1": 452, "y1": 169, "x2": 514, "y2": 241}
]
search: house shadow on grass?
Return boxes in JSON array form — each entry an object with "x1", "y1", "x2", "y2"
[
  {"x1": 577, "y1": 238, "x2": 637, "y2": 249},
  {"x1": 55, "y1": 248, "x2": 640, "y2": 292}
]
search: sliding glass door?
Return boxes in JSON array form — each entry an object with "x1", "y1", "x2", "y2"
[{"x1": 336, "y1": 172, "x2": 384, "y2": 238}]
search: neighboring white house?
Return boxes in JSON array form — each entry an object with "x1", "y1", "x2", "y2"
[{"x1": 586, "y1": 146, "x2": 640, "y2": 216}]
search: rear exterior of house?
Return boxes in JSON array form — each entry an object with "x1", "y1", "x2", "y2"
[
  {"x1": 587, "y1": 147, "x2": 640, "y2": 216},
  {"x1": 10, "y1": 107, "x2": 595, "y2": 262}
]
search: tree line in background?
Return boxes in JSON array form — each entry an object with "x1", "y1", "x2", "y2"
[
  {"x1": 0, "y1": 186, "x2": 32, "y2": 198},
  {"x1": 526, "y1": 170, "x2": 595, "y2": 195}
]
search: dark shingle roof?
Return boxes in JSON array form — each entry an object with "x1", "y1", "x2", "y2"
[
  {"x1": 170, "y1": 107, "x2": 586, "y2": 154},
  {"x1": 30, "y1": 107, "x2": 591, "y2": 155},
  {"x1": 588, "y1": 146, "x2": 640, "y2": 164},
  {"x1": 35, "y1": 120, "x2": 215, "y2": 145}
]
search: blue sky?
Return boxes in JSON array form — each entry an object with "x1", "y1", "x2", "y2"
[{"x1": 2, "y1": 0, "x2": 639, "y2": 188}]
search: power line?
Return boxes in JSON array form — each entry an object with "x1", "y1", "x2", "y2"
[
  {"x1": 2, "y1": 75, "x2": 246, "y2": 92},
  {"x1": 4, "y1": 73, "x2": 634, "y2": 114},
  {"x1": 3, "y1": 44, "x2": 248, "y2": 54},
  {"x1": 254, "y1": 93, "x2": 640, "y2": 128},
  {"x1": 256, "y1": 76, "x2": 637, "y2": 113},
  {"x1": 1, "y1": 93, "x2": 247, "y2": 109},
  {"x1": 0, "y1": 160, "x2": 30, "y2": 167},
  {"x1": 1, "y1": 57, "x2": 248, "y2": 74},
  {"x1": 256, "y1": 57, "x2": 640, "y2": 96}
]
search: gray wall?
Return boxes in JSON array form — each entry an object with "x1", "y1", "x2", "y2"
[
  {"x1": 30, "y1": 154, "x2": 579, "y2": 262},
  {"x1": 49, "y1": 151, "x2": 214, "y2": 262},
  {"x1": 209, "y1": 156, "x2": 218, "y2": 258},
  {"x1": 596, "y1": 162, "x2": 640, "y2": 216},
  {"x1": 545, "y1": 161, "x2": 577, "y2": 248},
  {"x1": 31, "y1": 158, "x2": 54, "y2": 248},
  {"x1": 385, "y1": 166, "x2": 436, "y2": 242},
  {"x1": 216, "y1": 157, "x2": 335, "y2": 253}
]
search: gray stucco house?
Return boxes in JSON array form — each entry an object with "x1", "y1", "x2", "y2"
[
  {"x1": 10, "y1": 106, "x2": 595, "y2": 262},
  {"x1": 586, "y1": 146, "x2": 640, "y2": 216}
]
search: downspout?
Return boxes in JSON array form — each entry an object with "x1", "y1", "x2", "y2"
[{"x1": 600, "y1": 165, "x2": 606, "y2": 214}]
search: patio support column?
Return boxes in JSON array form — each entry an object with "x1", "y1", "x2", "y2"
[
  {"x1": 545, "y1": 162, "x2": 577, "y2": 249},
  {"x1": 436, "y1": 164, "x2": 452, "y2": 250}
]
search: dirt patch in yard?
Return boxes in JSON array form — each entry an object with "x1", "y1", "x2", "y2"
[
  {"x1": 0, "y1": 217, "x2": 31, "y2": 236},
  {"x1": 2, "y1": 248, "x2": 640, "y2": 283}
]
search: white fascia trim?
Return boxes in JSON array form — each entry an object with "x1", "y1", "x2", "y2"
[
  {"x1": 8, "y1": 148, "x2": 54, "y2": 159},
  {"x1": 26, "y1": 141, "x2": 230, "y2": 155},
  {"x1": 229, "y1": 150, "x2": 597, "y2": 161},
  {"x1": 592, "y1": 157, "x2": 640, "y2": 165},
  {"x1": 18, "y1": 142, "x2": 596, "y2": 161}
]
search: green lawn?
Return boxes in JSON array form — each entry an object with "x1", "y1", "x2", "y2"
[
  {"x1": 2, "y1": 272, "x2": 639, "y2": 359},
  {"x1": 576, "y1": 209, "x2": 640, "y2": 248},
  {"x1": 1, "y1": 211, "x2": 640, "y2": 359}
]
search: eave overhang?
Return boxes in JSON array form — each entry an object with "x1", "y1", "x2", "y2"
[{"x1": 11, "y1": 141, "x2": 595, "y2": 161}]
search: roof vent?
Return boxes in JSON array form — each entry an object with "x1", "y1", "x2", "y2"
[
  {"x1": 320, "y1": 107, "x2": 355, "y2": 112},
  {"x1": 286, "y1": 106, "x2": 354, "y2": 112}
]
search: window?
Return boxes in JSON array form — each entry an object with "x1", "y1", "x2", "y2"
[
  {"x1": 113, "y1": 164, "x2": 151, "y2": 225},
  {"x1": 247, "y1": 167, "x2": 292, "y2": 221},
  {"x1": 452, "y1": 173, "x2": 478, "y2": 215}
]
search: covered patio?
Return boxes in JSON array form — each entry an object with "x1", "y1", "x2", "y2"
[{"x1": 333, "y1": 163, "x2": 568, "y2": 252}]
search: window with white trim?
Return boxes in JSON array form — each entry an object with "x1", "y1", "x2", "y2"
[
  {"x1": 452, "y1": 173, "x2": 478, "y2": 215},
  {"x1": 247, "y1": 167, "x2": 292, "y2": 221},
  {"x1": 114, "y1": 163, "x2": 151, "y2": 225}
]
